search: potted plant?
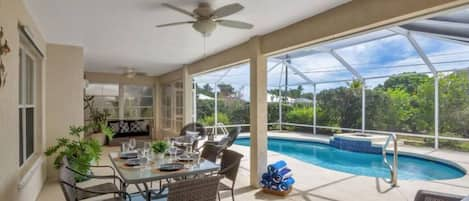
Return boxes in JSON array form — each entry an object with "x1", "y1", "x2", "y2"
[
  {"x1": 152, "y1": 140, "x2": 169, "y2": 160},
  {"x1": 45, "y1": 123, "x2": 114, "y2": 181},
  {"x1": 84, "y1": 95, "x2": 113, "y2": 145}
]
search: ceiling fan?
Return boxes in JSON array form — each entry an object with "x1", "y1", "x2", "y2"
[
  {"x1": 122, "y1": 67, "x2": 146, "y2": 79},
  {"x1": 156, "y1": 2, "x2": 254, "y2": 36}
]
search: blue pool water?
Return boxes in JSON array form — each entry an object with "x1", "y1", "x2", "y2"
[{"x1": 234, "y1": 138, "x2": 465, "y2": 180}]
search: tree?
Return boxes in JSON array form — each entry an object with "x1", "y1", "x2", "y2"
[{"x1": 217, "y1": 83, "x2": 235, "y2": 98}]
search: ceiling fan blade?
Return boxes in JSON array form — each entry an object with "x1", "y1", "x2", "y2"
[
  {"x1": 213, "y1": 3, "x2": 244, "y2": 18},
  {"x1": 217, "y1": 20, "x2": 253, "y2": 29},
  {"x1": 162, "y1": 3, "x2": 197, "y2": 18},
  {"x1": 156, "y1": 21, "x2": 195, "y2": 28}
]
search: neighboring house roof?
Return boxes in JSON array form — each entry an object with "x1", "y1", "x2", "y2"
[
  {"x1": 267, "y1": 93, "x2": 295, "y2": 103},
  {"x1": 198, "y1": 94, "x2": 214, "y2": 100},
  {"x1": 294, "y1": 98, "x2": 313, "y2": 104}
]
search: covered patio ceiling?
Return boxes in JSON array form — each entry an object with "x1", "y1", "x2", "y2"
[{"x1": 24, "y1": 0, "x2": 349, "y2": 76}]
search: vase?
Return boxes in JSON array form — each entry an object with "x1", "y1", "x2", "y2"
[{"x1": 154, "y1": 153, "x2": 164, "y2": 160}]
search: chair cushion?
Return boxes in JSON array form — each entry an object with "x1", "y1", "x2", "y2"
[{"x1": 77, "y1": 183, "x2": 119, "y2": 200}]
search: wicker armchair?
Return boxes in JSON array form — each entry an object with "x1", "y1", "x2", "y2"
[
  {"x1": 217, "y1": 149, "x2": 244, "y2": 201},
  {"x1": 165, "y1": 175, "x2": 224, "y2": 201},
  {"x1": 201, "y1": 144, "x2": 225, "y2": 163},
  {"x1": 178, "y1": 122, "x2": 207, "y2": 150},
  {"x1": 414, "y1": 190, "x2": 466, "y2": 201},
  {"x1": 59, "y1": 157, "x2": 129, "y2": 201}
]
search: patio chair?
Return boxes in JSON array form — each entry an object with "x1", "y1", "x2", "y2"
[
  {"x1": 164, "y1": 175, "x2": 224, "y2": 201},
  {"x1": 59, "y1": 156, "x2": 129, "y2": 201},
  {"x1": 414, "y1": 190, "x2": 466, "y2": 201},
  {"x1": 201, "y1": 144, "x2": 225, "y2": 163},
  {"x1": 178, "y1": 122, "x2": 207, "y2": 150},
  {"x1": 224, "y1": 126, "x2": 241, "y2": 148},
  {"x1": 217, "y1": 149, "x2": 244, "y2": 201},
  {"x1": 204, "y1": 126, "x2": 241, "y2": 150}
]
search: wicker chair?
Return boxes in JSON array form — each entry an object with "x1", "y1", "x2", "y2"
[
  {"x1": 201, "y1": 144, "x2": 225, "y2": 163},
  {"x1": 178, "y1": 122, "x2": 207, "y2": 150},
  {"x1": 224, "y1": 127, "x2": 241, "y2": 148},
  {"x1": 165, "y1": 175, "x2": 224, "y2": 201},
  {"x1": 59, "y1": 156, "x2": 130, "y2": 201},
  {"x1": 217, "y1": 150, "x2": 244, "y2": 201},
  {"x1": 414, "y1": 190, "x2": 466, "y2": 201}
]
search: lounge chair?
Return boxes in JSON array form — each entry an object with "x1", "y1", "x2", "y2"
[{"x1": 414, "y1": 190, "x2": 467, "y2": 201}]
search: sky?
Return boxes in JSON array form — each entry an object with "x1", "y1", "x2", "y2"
[{"x1": 193, "y1": 18, "x2": 469, "y2": 101}]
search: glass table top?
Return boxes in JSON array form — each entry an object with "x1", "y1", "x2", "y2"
[{"x1": 109, "y1": 152, "x2": 220, "y2": 184}]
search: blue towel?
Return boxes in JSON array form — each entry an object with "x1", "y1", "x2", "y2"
[
  {"x1": 262, "y1": 173, "x2": 272, "y2": 181},
  {"x1": 279, "y1": 177, "x2": 295, "y2": 191},
  {"x1": 272, "y1": 168, "x2": 292, "y2": 183},
  {"x1": 260, "y1": 179, "x2": 271, "y2": 188},
  {"x1": 267, "y1": 160, "x2": 287, "y2": 174}
]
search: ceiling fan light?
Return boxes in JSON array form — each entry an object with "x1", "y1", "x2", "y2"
[{"x1": 192, "y1": 20, "x2": 216, "y2": 36}]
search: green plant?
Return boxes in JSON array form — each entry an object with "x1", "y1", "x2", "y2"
[
  {"x1": 201, "y1": 112, "x2": 231, "y2": 126},
  {"x1": 45, "y1": 124, "x2": 113, "y2": 181},
  {"x1": 84, "y1": 95, "x2": 114, "y2": 140},
  {"x1": 152, "y1": 140, "x2": 169, "y2": 154}
]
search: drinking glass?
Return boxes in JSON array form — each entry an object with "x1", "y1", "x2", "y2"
[
  {"x1": 143, "y1": 142, "x2": 151, "y2": 162},
  {"x1": 129, "y1": 138, "x2": 136, "y2": 151},
  {"x1": 168, "y1": 145, "x2": 178, "y2": 162}
]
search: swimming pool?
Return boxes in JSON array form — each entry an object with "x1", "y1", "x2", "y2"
[{"x1": 234, "y1": 137, "x2": 465, "y2": 180}]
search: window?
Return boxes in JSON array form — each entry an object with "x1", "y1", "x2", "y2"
[
  {"x1": 160, "y1": 81, "x2": 184, "y2": 133},
  {"x1": 85, "y1": 83, "x2": 154, "y2": 121},
  {"x1": 19, "y1": 47, "x2": 37, "y2": 166},
  {"x1": 85, "y1": 83, "x2": 119, "y2": 119},
  {"x1": 123, "y1": 85, "x2": 153, "y2": 119}
]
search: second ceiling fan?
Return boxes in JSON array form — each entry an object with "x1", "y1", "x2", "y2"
[{"x1": 156, "y1": 2, "x2": 254, "y2": 36}]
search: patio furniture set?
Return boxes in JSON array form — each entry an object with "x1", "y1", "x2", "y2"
[{"x1": 58, "y1": 123, "x2": 242, "y2": 201}]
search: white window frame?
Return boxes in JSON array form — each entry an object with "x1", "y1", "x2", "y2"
[
  {"x1": 85, "y1": 83, "x2": 154, "y2": 121},
  {"x1": 18, "y1": 40, "x2": 39, "y2": 167}
]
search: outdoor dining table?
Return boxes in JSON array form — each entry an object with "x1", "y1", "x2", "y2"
[{"x1": 108, "y1": 152, "x2": 220, "y2": 201}]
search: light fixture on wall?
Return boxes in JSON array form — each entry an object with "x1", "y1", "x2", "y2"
[{"x1": 0, "y1": 26, "x2": 11, "y2": 88}]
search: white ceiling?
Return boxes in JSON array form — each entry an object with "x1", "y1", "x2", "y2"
[{"x1": 24, "y1": 0, "x2": 349, "y2": 76}]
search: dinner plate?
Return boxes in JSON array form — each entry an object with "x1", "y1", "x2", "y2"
[
  {"x1": 120, "y1": 152, "x2": 138, "y2": 159},
  {"x1": 158, "y1": 163, "x2": 184, "y2": 171}
]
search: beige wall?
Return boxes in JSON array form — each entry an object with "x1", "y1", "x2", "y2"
[
  {"x1": 45, "y1": 44, "x2": 84, "y2": 180},
  {"x1": 0, "y1": 0, "x2": 48, "y2": 200}
]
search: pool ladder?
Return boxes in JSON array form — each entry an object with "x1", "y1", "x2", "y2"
[{"x1": 382, "y1": 133, "x2": 398, "y2": 187}]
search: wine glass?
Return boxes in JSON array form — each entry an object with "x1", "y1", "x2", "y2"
[
  {"x1": 143, "y1": 142, "x2": 151, "y2": 162},
  {"x1": 129, "y1": 138, "x2": 136, "y2": 151}
]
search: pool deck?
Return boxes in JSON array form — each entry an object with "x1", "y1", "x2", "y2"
[{"x1": 37, "y1": 131, "x2": 469, "y2": 201}]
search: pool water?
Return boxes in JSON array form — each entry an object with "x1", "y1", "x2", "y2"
[{"x1": 234, "y1": 138, "x2": 465, "y2": 180}]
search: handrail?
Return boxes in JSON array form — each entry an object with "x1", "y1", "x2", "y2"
[{"x1": 382, "y1": 133, "x2": 398, "y2": 187}]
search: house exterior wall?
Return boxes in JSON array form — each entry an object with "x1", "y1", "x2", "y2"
[
  {"x1": 45, "y1": 44, "x2": 84, "y2": 180},
  {"x1": 0, "y1": 0, "x2": 47, "y2": 200}
]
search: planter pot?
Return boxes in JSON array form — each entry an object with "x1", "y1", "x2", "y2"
[
  {"x1": 89, "y1": 132, "x2": 106, "y2": 145},
  {"x1": 154, "y1": 153, "x2": 165, "y2": 160}
]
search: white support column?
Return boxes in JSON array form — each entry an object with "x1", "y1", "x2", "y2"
[
  {"x1": 362, "y1": 79, "x2": 366, "y2": 133},
  {"x1": 434, "y1": 76, "x2": 439, "y2": 149},
  {"x1": 214, "y1": 83, "x2": 218, "y2": 135},
  {"x1": 183, "y1": 66, "x2": 194, "y2": 125},
  {"x1": 404, "y1": 30, "x2": 440, "y2": 149},
  {"x1": 193, "y1": 81, "x2": 197, "y2": 122},
  {"x1": 278, "y1": 63, "x2": 285, "y2": 131},
  {"x1": 249, "y1": 36, "x2": 268, "y2": 187},
  {"x1": 313, "y1": 83, "x2": 317, "y2": 135}
]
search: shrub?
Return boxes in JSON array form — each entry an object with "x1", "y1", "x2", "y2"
[{"x1": 201, "y1": 112, "x2": 231, "y2": 126}]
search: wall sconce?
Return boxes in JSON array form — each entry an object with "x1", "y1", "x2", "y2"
[{"x1": 0, "y1": 26, "x2": 11, "y2": 88}]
